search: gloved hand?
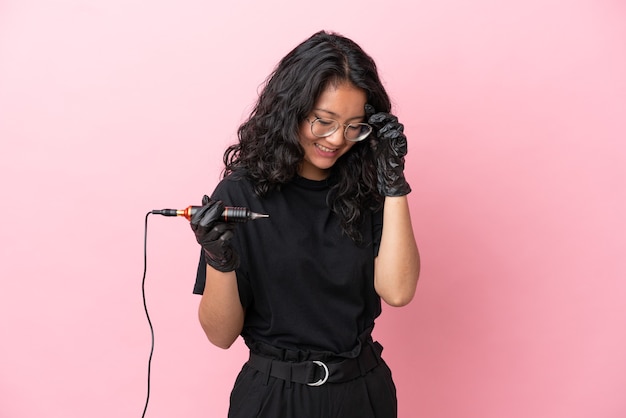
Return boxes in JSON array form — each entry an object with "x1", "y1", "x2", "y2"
[
  {"x1": 366, "y1": 104, "x2": 412, "y2": 197},
  {"x1": 190, "y1": 195, "x2": 239, "y2": 272}
]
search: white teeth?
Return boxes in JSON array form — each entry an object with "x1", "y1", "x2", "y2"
[{"x1": 315, "y1": 143, "x2": 336, "y2": 153}]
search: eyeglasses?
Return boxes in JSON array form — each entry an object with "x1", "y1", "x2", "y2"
[{"x1": 307, "y1": 117, "x2": 373, "y2": 142}]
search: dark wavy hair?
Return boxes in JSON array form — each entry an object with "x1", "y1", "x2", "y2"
[{"x1": 223, "y1": 30, "x2": 391, "y2": 242}]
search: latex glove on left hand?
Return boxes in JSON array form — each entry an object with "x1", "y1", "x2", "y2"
[
  {"x1": 366, "y1": 104, "x2": 412, "y2": 197},
  {"x1": 190, "y1": 195, "x2": 239, "y2": 272}
]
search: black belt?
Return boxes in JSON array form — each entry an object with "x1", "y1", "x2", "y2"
[{"x1": 246, "y1": 341, "x2": 383, "y2": 386}]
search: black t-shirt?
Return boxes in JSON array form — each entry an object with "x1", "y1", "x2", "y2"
[{"x1": 194, "y1": 172, "x2": 383, "y2": 355}]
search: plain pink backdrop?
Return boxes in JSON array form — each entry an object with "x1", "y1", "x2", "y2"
[{"x1": 1, "y1": 0, "x2": 625, "y2": 417}]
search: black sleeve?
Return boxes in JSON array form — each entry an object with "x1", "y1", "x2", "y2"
[
  {"x1": 193, "y1": 250, "x2": 206, "y2": 295},
  {"x1": 372, "y1": 206, "x2": 384, "y2": 257}
]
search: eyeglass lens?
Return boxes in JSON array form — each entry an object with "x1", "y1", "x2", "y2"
[{"x1": 311, "y1": 118, "x2": 371, "y2": 141}]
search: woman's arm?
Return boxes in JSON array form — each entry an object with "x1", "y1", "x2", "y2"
[
  {"x1": 374, "y1": 195, "x2": 420, "y2": 307},
  {"x1": 190, "y1": 196, "x2": 244, "y2": 348},
  {"x1": 198, "y1": 268, "x2": 245, "y2": 349},
  {"x1": 365, "y1": 106, "x2": 420, "y2": 306}
]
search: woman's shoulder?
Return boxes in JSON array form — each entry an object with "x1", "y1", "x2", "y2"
[
  {"x1": 212, "y1": 170, "x2": 255, "y2": 200},
  {"x1": 220, "y1": 169, "x2": 245, "y2": 182}
]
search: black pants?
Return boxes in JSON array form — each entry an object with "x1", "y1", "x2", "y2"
[{"x1": 227, "y1": 341, "x2": 397, "y2": 418}]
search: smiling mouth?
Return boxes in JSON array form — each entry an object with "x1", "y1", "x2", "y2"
[{"x1": 315, "y1": 143, "x2": 337, "y2": 153}]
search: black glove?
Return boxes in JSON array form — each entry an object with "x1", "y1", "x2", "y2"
[
  {"x1": 366, "y1": 104, "x2": 412, "y2": 197},
  {"x1": 190, "y1": 195, "x2": 239, "y2": 272}
]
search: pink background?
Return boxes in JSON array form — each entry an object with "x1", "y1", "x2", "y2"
[{"x1": 1, "y1": 0, "x2": 625, "y2": 417}]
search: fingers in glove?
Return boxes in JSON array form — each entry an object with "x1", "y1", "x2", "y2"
[
  {"x1": 206, "y1": 222, "x2": 235, "y2": 242},
  {"x1": 366, "y1": 107, "x2": 404, "y2": 143},
  {"x1": 369, "y1": 112, "x2": 398, "y2": 127},
  {"x1": 203, "y1": 223, "x2": 239, "y2": 272},
  {"x1": 190, "y1": 196, "x2": 224, "y2": 230},
  {"x1": 366, "y1": 108, "x2": 408, "y2": 158},
  {"x1": 381, "y1": 126, "x2": 407, "y2": 157},
  {"x1": 379, "y1": 120, "x2": 403, "y2": 136}
]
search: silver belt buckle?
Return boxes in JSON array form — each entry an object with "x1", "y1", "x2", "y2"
[{"x1": 307, "y1": 360, "x2": 329, "y2": 386}]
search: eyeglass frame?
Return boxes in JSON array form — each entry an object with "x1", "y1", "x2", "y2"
[{"x1": 306, "y1": 117, "x2": 373, "y2": 142}]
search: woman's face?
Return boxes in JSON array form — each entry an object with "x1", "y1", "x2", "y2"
[{"x1": 297, "y1": 82, "x2": 367, "y2": 180}]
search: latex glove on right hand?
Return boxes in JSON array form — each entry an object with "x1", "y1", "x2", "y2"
[
  {"x1": 190, "y1": 195, "x2": 239, "y2": 272},
  {"x1": 366, "y1": 104, "x2": 412, "y2": 197}
]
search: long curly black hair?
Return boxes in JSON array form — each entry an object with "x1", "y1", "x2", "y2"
[{"x1": 223, "y1": 30, "x2": 391, "y2": 242}]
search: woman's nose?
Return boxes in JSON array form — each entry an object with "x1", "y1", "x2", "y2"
[{"x1": 325, "y1": 127, "x2": 346, "y2": 146}]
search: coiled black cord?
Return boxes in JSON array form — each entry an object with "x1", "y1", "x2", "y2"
[{"x1": 141, "y1": 212, "x2": 155, "y2": 417}]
